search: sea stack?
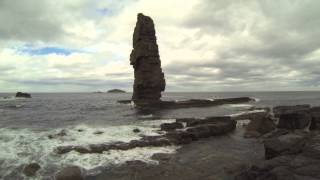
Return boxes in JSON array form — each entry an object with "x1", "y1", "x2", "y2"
[{"x1": 130, "y1": 13, "x2": 165, "y2": 104}]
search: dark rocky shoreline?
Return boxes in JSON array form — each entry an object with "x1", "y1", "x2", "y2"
[{"x1": 49, "y1": 104, "x2": 320, "y2": 180}]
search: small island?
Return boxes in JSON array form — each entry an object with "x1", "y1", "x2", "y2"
[
  {"x1": 16, "y1": 92, "x2": 32, "y2": 98},
  {"x1": 107, "y1": 89, "x2": 126, "y2": 93}
]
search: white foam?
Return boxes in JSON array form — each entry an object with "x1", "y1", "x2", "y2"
[
  {"x1": 228, "y1": 104, "x2": 253, "y2": 108},
  {"x1": 0, "y1": 96, "x2": 16, "y2": 102},
  {"x1": 139, "y1": 114, "x2": 154, "y2": 119},
  {"x1": 229, "y1": 109, "x2": 266, "y2": 117},
  {"x1": 252, "y1": 97, "x2": 260, "y2": 102},
  {"x1": 0, "y1": 122, "x2": 179, "y2": 179}
]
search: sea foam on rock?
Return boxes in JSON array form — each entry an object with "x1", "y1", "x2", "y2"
[{"x1": 55, "y1": 116, "x2": 237, "y2": 154}]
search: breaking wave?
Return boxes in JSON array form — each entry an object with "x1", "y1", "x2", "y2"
[{"x1": 0, "y1": 121, "x2": 178, "y2": 179}]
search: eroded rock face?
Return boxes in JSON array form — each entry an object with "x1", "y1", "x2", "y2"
[{"x1": 130, "y1": 13, "x2": 165, "y2": 103}]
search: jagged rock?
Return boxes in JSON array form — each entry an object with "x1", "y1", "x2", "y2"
[
  {"x1": 160, "y1": 122, "x2": 183, "y2": 131},
  {"x1": 15, "y1": 92, "x2": 31, "y2": 98},
  {"x1": 22, "y1": 163, "x2": 41, "y2": 177},
  {"x1": 55, "y1": 166, "x2": 85, "y2": 180},
  {"x1": 130, "y1": 13, "x2": 165, "y2": 103}
]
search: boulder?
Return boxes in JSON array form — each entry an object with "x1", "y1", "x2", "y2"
[
  {"x1": 133, "y1": 128, "x2": 141, "y2": 133},
  {"x1": 55, "y1": 166, "x2": 85, "y2": 180},
  {"x1": 15, "y1": 92, "x2": 31, "y2": 98},
  {"x1": 160, "y1": 122, "x2": 183, "y2": 131},
  {"x1": 23, "y1": 163, "x2": 41, "y2": 177}
]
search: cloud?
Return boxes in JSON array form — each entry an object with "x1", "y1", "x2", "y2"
[{"x1": 0, "y1": 0, "x2": 320, "y2": 92}]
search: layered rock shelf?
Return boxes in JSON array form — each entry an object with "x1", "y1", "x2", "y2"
[
  {"x1": 118, "y1": 97, "x2": 254, "y2": 109},
  {"x1": 55, "y1": 116, "x2": 237, "y2": 154}
]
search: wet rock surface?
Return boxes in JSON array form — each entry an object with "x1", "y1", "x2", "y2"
[
  {"x1": 235, "y1": 132, "x2": 320, "y2": 180},
  {"x1": 235, "y1": 105, "x2": 320, "y2": 180},
  {"x1": 119, "y1": 97, "x2": 254, "y2": 109},
  {"x1": 87, "y1": 127, "x2": 264, "y2": 180},
  {"x1": 55, "y1": 116, "x2": 237, "y2": 154},
  {"x1": 278, "y1": 112, "x2": 311, "y2": 130},
  {"x1": 55, "y1": 166, "x2": 85, "y2": 180},
  {"x1": 160, "y1": 122, "x2": 183, "y2": 131},
  {"x1": 130, "y1": 13, "x2": 165, "y2": 103},
  {"x1": 22, "y1": 163, "x2": 41, "y2": 177}
]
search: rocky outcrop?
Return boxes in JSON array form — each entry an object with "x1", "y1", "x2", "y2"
[
  {"x1": 235, "y1": 133, "x2": 320, "y2": 180},
  {"x1": 130, "y1": 13, "x2": 165, "y2": 103},
  {"x1": 15, "y1": 92, "x2": 31, "y2": 98},
  {"x1": 160, "y1": 122, "x2": 183, "y2": 131},
  {"x1": 55, "y1": 166, "x2": 85, "y2": 180},
  {"x1": 311, "y1": 106, "x2": 320, "y2": 129},
  {"x1": 278, "y1": 111, "x2": 311, "y2": 130},
  {"x1": 119, "y1": 97, "x2": 254, "y2": 109},
  {"x1": 22, "y1": 163, "x2": 41, "y2": 177},
  {"x1": 273, "y1": 104, "x2": 310, "y2": 117},
  {"x1": 273, "y1": 105, "x2": 312, "y2": 130},
  {"x1": 54, "y1": 116, "x2": 236, "y2": 155},
  {"x1": 263, "y1": 133, "x2": 308, "y2": 160},
  {"x1": 245, "y1": 112, "x2": 276, "y2": 138}
]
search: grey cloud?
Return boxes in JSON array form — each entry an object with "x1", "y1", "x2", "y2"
[
  {"x1": 0, "y1": 0, "x2": 65, "y2": 42},
  {"x1": 6, "y1": 77, "x2": 132, "y2": 89},
  {"x1": 174, "y1": 0, "x2": 320, "y2": 91}
]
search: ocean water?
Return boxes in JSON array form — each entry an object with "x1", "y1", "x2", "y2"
[{"x1": 0, "y1": 91, "x2": 319, "y2": 179}]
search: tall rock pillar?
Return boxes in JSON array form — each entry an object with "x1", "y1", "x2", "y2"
[{"x1": 130, "y1": 13, "x2": 165, "y2": 103}]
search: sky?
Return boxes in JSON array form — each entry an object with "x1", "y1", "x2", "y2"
[{"x1": 0, "y1": 0, "x2": 320, "y2": 92}]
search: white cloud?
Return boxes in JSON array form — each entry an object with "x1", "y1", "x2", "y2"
[{"x1": 0, "y1": 0, "x2": 320, "y2": 92}]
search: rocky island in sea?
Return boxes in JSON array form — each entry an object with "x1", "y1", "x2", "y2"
[{"x1": 107, "y1": 89, "x2": 126, "y2": 93}]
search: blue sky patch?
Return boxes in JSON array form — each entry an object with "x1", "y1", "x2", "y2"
[
  {"x1": 19, "y1": 46, "x2": 79, "y2": 56},
  {"x1": 96, "y1": 8, "x2": 114, "y2": 16}
]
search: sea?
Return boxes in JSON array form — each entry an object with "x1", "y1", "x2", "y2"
[{"x1": 0, "y1": 91, "x2": 319, "y2": 179}]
